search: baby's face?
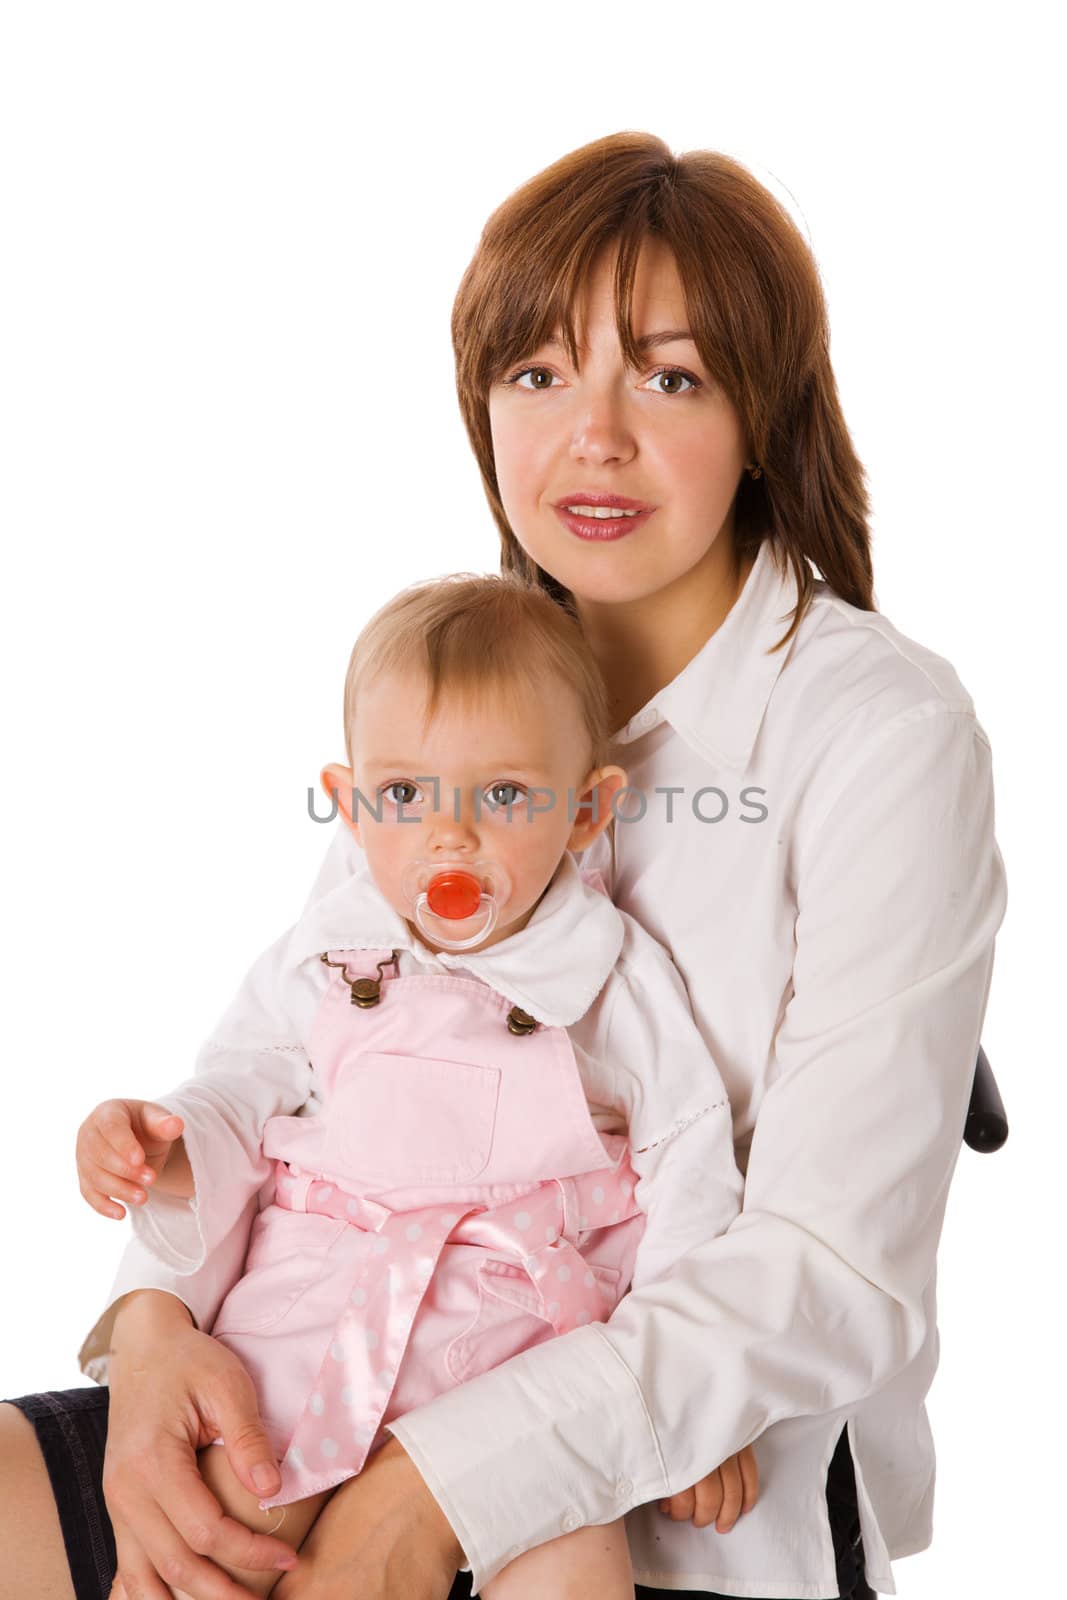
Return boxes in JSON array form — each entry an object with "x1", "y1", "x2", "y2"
[{"x1": 330, "y1": 669, "x2": 618, "y2": 954}]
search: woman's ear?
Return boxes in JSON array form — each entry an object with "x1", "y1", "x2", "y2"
[
  {"x1": 320, "y1": 762, "x2": 361, "y2": 842},
  {"x1": 568, "y1": 765, "x2": 628, "y2": 852}
]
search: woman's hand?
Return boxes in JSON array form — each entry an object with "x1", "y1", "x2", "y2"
[
  {"x1": 658, "y1": 1443, "x2": 759, "y2": 1533},
  {"x1": 273, "y1": 1436, "x2": 464, "y2": 1600},
  {"x1": 103, "y1": 1290, "x2": 299, "y2": 1600}
]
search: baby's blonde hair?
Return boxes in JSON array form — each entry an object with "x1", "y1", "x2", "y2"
[{"x1": 342, "y1": 573, "x2": 611, "y2": 774}]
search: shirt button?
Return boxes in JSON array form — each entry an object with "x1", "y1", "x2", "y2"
[
  {"x1": 615, "y1": 1476, "x2": 634, "y2": 1499},
  {"x1": 634, "y1": 707, "x2": 659, "y2": 731},
  {"x1": 560, "y1": 1508, "x2": 582, "y2": 1533}
]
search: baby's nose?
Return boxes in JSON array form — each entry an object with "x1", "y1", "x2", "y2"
[{"x1": 426, "y1": 803, "x2": 479, "y2": 850}]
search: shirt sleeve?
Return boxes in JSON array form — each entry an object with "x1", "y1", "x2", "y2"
[
  {"x1": 386, "y1": 703, "x2": 1007, "y2": 1593},
  {"x1": 126, "y1": 928, "x2": 314, "y2": 1274},
  {"x1": 604, "y1": 952, "x2": 744, "y2": 1291},
  {"x1": 76, "y1": 826, "x2": 360, "y2": 1374}
]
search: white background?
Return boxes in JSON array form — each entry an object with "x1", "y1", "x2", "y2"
[{"x1": 1, "y1": 3, "x2": 1062, "y2": 1595}]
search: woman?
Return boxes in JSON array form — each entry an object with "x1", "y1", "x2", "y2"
[{"x1": 2, "y1": 132, "x2": 1006, "y2": 1600}]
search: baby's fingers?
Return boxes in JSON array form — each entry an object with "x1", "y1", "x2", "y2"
[
  {"x1": 78, "y1": 1161, "x2": 149, "y2": 1219},
  {"x1": 79, "y1": 1102, "x2": 156, "y2": 1188},
  {"x1": 713, "y1": 1455, "x2": 747, "y2": 1534},
  {"x1": 658, "y1": 1487, "x2": 697, "y2": 1521},
  {"x1": 689, "y1": 1471, "x2": 725, "y2": 1530},
  {"x1": 95, "y1": 1099, "x2": 154, "y2": 1173},
  {"x1": 738, "y1": 1442, "x2": 759, "y2": 1513}
]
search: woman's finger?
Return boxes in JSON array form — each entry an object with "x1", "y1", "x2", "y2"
[
  {"x1": 111, "y1": 1518, "x2": 186, "y2": 1600},
  {"x1": 111, "y1": 1496, "x2": 265, "y2": 1600},
  {"x1": 204, "y1": 1365, "x2": 285, "y2": 1505},
  {"x1": 147, "y1": 1438, "x2": 297, "y2": 1579}
]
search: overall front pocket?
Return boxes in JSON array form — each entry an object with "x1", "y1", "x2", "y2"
[
  {"x1": 209, "y1": 1206, "x2": 348, "y2": 1336},
  {"x1": 322, "y1": 1051, "x2": 501, "y2": 1186}
]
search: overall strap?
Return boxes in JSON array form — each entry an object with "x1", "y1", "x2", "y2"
[
  {"x1": 319, "y1": 948, "x2": 400, "y2": 1008},
  {"x1": 319, "y1": 945, "x2": 539, "y2": 1036}
]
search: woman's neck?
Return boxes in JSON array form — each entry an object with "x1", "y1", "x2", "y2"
[{"x1": 575, "y1": 536, "x2": 756, "y2": 735}]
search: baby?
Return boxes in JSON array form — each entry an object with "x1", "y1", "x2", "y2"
[{"x1": 77, "y1": 573, "x2": 757, "y2": 1598}]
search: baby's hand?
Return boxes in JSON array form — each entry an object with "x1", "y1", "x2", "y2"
[
  {"x1": 658, "y1": 1443, "x2": 759, "y2": 1533},
  {"x1": 75, "y1": 1098, "x2": 185, "y2": 1220}
]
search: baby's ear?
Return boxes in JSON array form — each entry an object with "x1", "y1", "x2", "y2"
[
  {"x1": 568, "y1": 764, "x2": 628, "y2": 851},
  {"x1": 320, "y1": 763, "x2": 360, "y2": 839}
]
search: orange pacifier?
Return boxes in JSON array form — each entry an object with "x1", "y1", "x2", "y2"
[{"x1": 401, "y1": 858, "x2": 512, "y2": 951}]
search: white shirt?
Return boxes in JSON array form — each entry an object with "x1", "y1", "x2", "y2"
[{"x1": 79, "y1": 538, "x2": 1007, "y2": 1597}]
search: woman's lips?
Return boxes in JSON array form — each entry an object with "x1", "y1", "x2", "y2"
[{"x1": 553, "y1": 504, "x2": 655, "y2": 541}]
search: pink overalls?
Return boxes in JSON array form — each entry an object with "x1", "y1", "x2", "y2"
[{"x1": 208, "y1": 946, "x2": 646, "y2": 1508}]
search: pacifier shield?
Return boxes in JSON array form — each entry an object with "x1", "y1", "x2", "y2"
[{"x1": 426, "y1": 869, "x2": 483, "y2": 921}]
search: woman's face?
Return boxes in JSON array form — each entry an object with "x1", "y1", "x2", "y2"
[{"x1": 487, "y1": 237, "x2": 750, "y2": 608}]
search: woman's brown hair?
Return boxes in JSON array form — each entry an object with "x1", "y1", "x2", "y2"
[{"x1": 451, "y1": 132, "x2": 874, "y2": 651}]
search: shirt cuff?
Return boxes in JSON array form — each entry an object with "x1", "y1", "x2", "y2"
[
  {"x1": 128, "y1": 1187, "x2": 203, "y2": 1274},
  {"x1": 385, "y1": 1324, "x2": 666, "y2": 1593}
]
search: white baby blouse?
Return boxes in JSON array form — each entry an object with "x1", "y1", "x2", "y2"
[{"x1": 79, "y1": 538, "x2": 1008, "y2": 1597}]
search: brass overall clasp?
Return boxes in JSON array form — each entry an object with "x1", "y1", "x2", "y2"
[{"x1": 320, "y1": 949, "x2": 401, "y2": 1007}]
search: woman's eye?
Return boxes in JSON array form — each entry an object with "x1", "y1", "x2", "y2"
[
  {"x1": 381, "y1": 781, "x2": 420, "y2": 807},
  {"x1": 510, "y1": 367, "x2": 557, "y2": 390},
  {"x1": 485, "y1": 781, "x2": 525, "y2": 809},
  {"x1": 643, "y1": 368, "x2": 699, "y2": 395}
]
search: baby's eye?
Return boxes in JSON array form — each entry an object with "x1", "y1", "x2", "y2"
[
  {"x1": 642, "y1": 368, "x2": 699, "y2": 395},
  {"x1": 484, "y1": 781, "x2": 526, "y2": 810},
  {"x1": 510, "y1": 367, "x2": 557, "y2": 390},
  {"x1": 381, "y1": 780, "x2": 421, "y2": 808}
]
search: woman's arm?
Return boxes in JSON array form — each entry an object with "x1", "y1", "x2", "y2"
[
  {"x1": 602, "y1": 937, "x2": 745, "y2": 1291},
  {"x1": 378, "y1": 703, "x2": 1006, "y2": 1593}
]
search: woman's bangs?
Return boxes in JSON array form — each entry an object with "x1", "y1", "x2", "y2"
[{"x1": 485, "y1": 217, "x2": 656, "y2": 383}]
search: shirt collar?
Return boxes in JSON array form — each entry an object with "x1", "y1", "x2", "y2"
[
  {"x1": 287, "y1": 848, "x2": 624, "y2": 1029},
  {"x1": 611, "y1": 537, "x2": 801, "y2": 771}
]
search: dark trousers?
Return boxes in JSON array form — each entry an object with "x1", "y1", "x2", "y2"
[{"x1": 8, "y1": 1388, "x2": 873, "y2": 1600}]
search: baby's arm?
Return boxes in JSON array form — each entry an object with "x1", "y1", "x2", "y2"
[{"x1": 76, "y1": 923, "x2": 318, "y2": 1271}]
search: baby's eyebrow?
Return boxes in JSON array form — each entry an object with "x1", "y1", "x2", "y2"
[{"x1": 363, "y1": 763, "x2": 548, "y2": 779}]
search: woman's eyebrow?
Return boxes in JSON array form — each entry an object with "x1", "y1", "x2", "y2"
[
  {"x1": 543, "y1": 328, "x2": 697, "y2": 352},
  {"x1": 633, "y1": 329, "x2": 697, "y2": 349}
]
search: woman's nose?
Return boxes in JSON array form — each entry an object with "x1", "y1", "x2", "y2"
[{"x1": 568, "y1": 385, "x2": 637, "y2": 467}]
